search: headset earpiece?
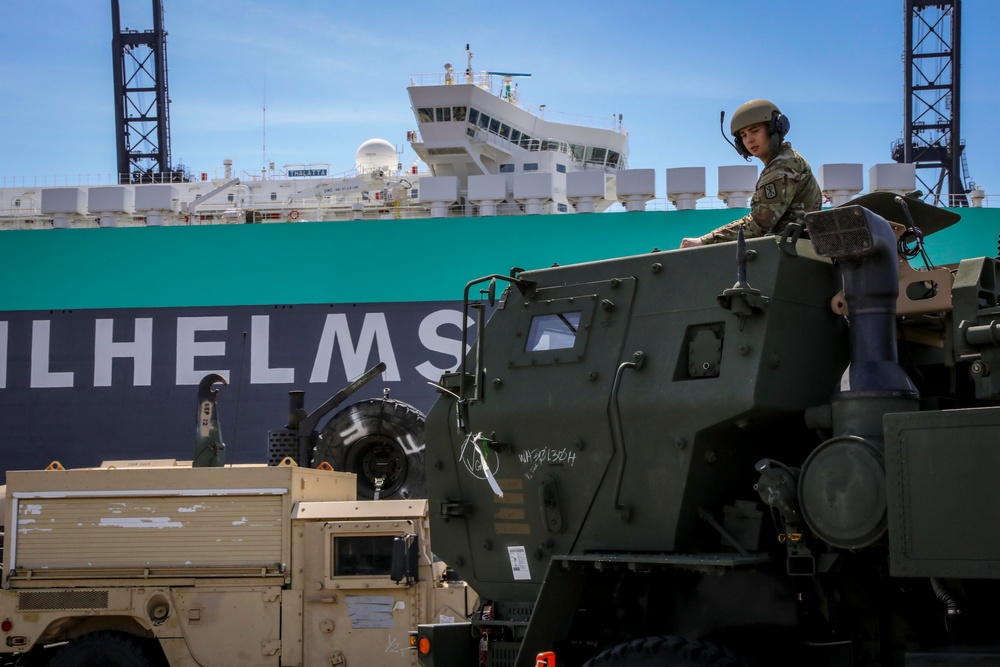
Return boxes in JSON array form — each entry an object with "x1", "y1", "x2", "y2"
[{"x1": 771, "y1": 111, "x2": 790, "y2": 138}]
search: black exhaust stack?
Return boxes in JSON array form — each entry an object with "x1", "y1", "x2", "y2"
[
  {"x1": 808, "y1": 204, "x2": 919, "y2": 407},
  {"x1": 787, "y1": 206, "x2": 920, "y2": 550}
]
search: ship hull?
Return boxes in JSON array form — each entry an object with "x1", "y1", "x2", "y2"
[{"x1": 2, "y1": 301, "x2": 459, "y2": 476}]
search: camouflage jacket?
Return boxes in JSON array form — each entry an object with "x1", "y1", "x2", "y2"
[{"x1": 700, "y1": 142, "x2": 821, "y2": 244}]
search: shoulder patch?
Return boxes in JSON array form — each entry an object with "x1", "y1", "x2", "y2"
[{"x1": 764, "y1": 183, "x2": 777, "y2": 200}]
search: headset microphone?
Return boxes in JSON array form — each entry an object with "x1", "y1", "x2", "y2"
[{"x1": 721, "y1": 110, "x2": 752, "y2": 161}]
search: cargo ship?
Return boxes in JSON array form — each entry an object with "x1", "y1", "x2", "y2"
[{"x1": 0, "y1": 50, "x2": 996, "y2": 484}]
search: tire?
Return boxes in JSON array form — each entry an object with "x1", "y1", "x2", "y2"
[
  {"x1": 582, "y1": 635, "x2": 749, "y2": 667},
  {"x1": 314, "y1": 398, "x2": 426, "y2": 499},
  {"x1": 48, "y1": 632, "x2": 159, "y2": 667}
]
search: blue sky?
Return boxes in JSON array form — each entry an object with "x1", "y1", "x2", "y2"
[{"x1": 2, "y1": 1, "x2": 999, "y2": 202}]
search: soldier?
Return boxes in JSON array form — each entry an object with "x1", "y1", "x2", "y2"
[{"x1": 680, "y1": 99, "x2": 821, "y2": 247}]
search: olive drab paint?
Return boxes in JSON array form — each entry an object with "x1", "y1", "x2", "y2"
[{"x1": 418, "y1": 194, "x2": 1000, "y2": 666}]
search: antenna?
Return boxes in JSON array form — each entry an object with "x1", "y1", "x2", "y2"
[{"x1": 262, "y1": 52, "x2": 268, "y2": 175}]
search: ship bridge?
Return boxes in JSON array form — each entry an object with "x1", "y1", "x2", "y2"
[{"x1": 407, "y1": 67, "x2": 628, "y2": 197}]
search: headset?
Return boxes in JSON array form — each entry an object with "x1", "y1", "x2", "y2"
[{"x1": 721, "y1": 109, "x2": 790, "y2": 161}]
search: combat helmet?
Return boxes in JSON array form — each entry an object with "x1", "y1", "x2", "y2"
[{"x1": 730, "y1": 99, "x2": 789, "y2": 160}]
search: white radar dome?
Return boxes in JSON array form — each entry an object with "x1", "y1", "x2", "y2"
[{"x1": 355, "y1": 138, "x2": 397, "y2": 173}]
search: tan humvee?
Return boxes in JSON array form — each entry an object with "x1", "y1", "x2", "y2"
[{"x1": 0, "y1": 461, "x2": 474, "y2": 666}]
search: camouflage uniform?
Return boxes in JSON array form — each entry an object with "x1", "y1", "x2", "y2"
[{"x1": 699, "y1": 142, "x2": 821, "y2": 244}]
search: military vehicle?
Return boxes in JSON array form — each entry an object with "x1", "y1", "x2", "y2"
[
  {"x1": 415, "y1": 193, "x2": 1000, "y2": 666},
  {"x1": 0, "y1": 461, "x2": 474, "y2": 666}
]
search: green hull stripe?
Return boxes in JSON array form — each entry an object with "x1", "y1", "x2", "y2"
[{"x1": 1, "y1": 208, "x2": 995, "y2": 311}]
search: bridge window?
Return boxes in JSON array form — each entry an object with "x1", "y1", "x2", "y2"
[
  {"x1": 523, "y1": 163, "x2": 538, "y2": 171},
  {"x1": 468, "y1": 108, "x2": 479, "y2": 125},
  {"x1": 500, "y1": 164, "x2": 515, "y2": 173},
  {"x1": 453, "y1": 106, "x2": 467, "y2": 121},
  {"x1": 436, "y1": 107, "x2": 452, "y2": 122},
  {"x1": 556, "y1": 164, "x2": 566, "y2": 173},
  {"x1": 543, "y1": 140, "x2": 570, "y2": 154},
  {"x1": 417, "y1": 108, "x2": 434, "y2": 123},
  {"x1": 587, "y1": 147, "x2": 607, "y2": 164}
]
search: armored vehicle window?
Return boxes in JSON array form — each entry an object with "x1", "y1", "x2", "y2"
[
  {"x1": 526, "y1": 311, "x2": 582, "y2": 352},
  {"x1": 417, "y1": 108, "x2": 434, "y2": 123},
  {"x1": 332, "y1": 535, "x2": 396, "y2": 577}
]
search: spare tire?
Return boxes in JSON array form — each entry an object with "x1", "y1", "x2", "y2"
[{"x1": 314, "y1": 398, "x2": 426, "y2": 499}]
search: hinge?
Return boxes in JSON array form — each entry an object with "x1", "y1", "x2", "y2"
[{"x1": 440, "y1": 501, "x2": 468, "y2": 518}]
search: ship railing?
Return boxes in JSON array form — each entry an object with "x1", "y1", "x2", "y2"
[
  {"x1": 533, "y1": 108, "x2": 626, "y2": 134},
  {"x1": 0, "y1": 174, "x2": 125, "y2": 188},
  {"x1": 464, "y1": 126, "x2": 628, "y2": 172},
  {"x1": 0, "y1": 186, "x2": 997, "y2": 230},
  {"x1": 641, "y1": 192, "x2": 1000, "y2": 212}
]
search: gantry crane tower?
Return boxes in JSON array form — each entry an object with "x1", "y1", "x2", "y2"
[
  {"x1": 892, "y1": 0, "x2": 971, "y2": 206},
  {"x1": 111, "y1": 0, "x2": 178, "y2": 183}
]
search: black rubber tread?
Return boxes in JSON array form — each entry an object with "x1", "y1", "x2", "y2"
[
  {"x1": 314, "y1": 397, "x2": 427, "y2": 499},
  {"x1": 48, "y1": 632, "x2": 159, "y2": 667},
  {"x1": 582, "y1": 635, "x2": 749, "y2": 667}
]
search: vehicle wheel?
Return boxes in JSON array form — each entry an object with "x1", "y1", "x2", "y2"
[
  {"x1": 48, "y1": 632, "x2": 160, "y2": 667},
  {"x1": 12, "y1": 648, "x2": 48, "y2": 667},
  {"x1": 582, "y1": 635, "x2": 749, "y2": 667},
  {"x1": 315, "y1": 398, "x2": 426, "y2": 499}
]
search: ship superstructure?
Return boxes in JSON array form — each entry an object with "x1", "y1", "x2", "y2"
[{"x1": 0, "y1": 49, "x2": 633, "y2": 229}]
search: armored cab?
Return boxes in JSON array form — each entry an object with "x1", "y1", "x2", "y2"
[{"x1": 420, "y1": 194, "x2": 1000, "y2": 666}]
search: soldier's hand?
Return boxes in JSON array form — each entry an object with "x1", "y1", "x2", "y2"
[{"x1": 680, "y1": 237, "x2": 703, "y2": 248}]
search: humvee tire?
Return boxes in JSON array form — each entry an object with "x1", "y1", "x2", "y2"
[
  {"x1": 582, "y1": 635, "x2": 748, "y2": 667},
  {"x1": 48, "y1": 632, "x2": 160, "y2": 667}
]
